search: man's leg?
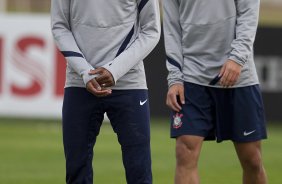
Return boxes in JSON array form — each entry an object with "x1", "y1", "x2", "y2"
[
  {"x1": 63, "y1": 87, "x2": 104, "y2": 184},
  {"x1": 234, "y1": 141, "x2": 268, "y2": 184},
  {"x1": 106, "y1": 90, "x2": 152, "y2": 184},
  {"x1": 175, "y1": 135, "x2": 204, "y2": 184},
  {"x1": 170, "y1": 82, "x2": 214, "y2": 184},
  {"x1": 120, "y1": 141, "x2": 152, "y2": 184},
  {"x1": 210, "y1": 85, "x2": 267, "y2": 183}
]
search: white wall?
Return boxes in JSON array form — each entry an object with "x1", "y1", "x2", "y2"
[
  {"x1": 0, "y1": 14, "x2": 65, "y2": 118},
  {"x1": 0, "y1": 0, "x2": 6, "y2": 12}
]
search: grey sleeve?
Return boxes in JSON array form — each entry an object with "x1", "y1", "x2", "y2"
[
  {"x1": 51, "y1": 0, "x2": 96, "y2": 86},
  {"x1": 228, "y1": 0, "x2": 260, "y2": 66},
  {"x1": 102, "y1": 0, "x2": 161, "y2": 84},
  {"x1": 162, "y1": 0, "x2": 184, "y2": 87}
]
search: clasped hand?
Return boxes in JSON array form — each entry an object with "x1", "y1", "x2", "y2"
[{"x1": 86, "y1": 67, "x2": 115, "y2": 97}]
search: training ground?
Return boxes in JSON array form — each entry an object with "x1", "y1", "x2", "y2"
[{"x1": 0, "y1": 118, "x2": 281, "y2": 184}]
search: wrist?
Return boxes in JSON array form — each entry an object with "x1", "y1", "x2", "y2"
[
  {"x1": 102, "y1": 65, "x2": 117, "y2": 85},
  {"x1": 82, "y1": 71, "x2": 98, "y2": 86},
  {"x1": 228, "y1": 55, "x2": 246, "y2": 66},
  {"x1": 168, "y1": 81, "x2": 184, "y2": 88}
]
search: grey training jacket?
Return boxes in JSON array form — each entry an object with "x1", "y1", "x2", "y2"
[
  {"x1": 163, "y1": 0, "x2": 260, "y2": 88},
  {"x1": 51, "y1": 0, "x2": 161, "y2": 89}
]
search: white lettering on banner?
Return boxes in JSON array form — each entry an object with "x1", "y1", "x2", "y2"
[
  {"x1": 255, "y1": 56, "x2": 282, "y2": 92},
  {"x1": 0, "y1": 14, "x2": 66, "y2": 118}
]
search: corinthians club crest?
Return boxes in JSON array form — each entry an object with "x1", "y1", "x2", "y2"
[{"x1": 173, "y1": 113, "x2": 183, "y2": 129}]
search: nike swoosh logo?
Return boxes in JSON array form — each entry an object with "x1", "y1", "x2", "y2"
[
  {"x1": 140, "y1": 99, "x2": 148, "y2": 106},
  {"x1": 243, "y1": 130, "x2": 256, "y2": 136}
]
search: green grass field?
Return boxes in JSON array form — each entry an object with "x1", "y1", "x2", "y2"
[{"x1": 0, "y1": 118, "x2": 281, "y2": 184}]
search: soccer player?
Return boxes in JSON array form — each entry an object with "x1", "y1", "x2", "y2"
[
  {"x1": 51, "y1": 0, "x2": 160, "y2": 183},
  {"x1": 163, "y1": 0, "x2": 267, "y2": 183}
]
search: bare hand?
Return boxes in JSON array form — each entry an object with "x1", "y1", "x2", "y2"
[
  {"x1": 166, "y1": 83, "x2": 185, "y2": 112},
  {"x1": 89, "y1": 68, "x2": 115, "y2": 88},
  {"x1": 219, "y1": 60, "x2": 242, "y2": 87},
  {"x1": 86, "y1": 78, "x2": 112, "y2": 97}
]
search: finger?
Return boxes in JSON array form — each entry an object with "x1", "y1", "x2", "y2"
[
  {"x1": 219, "y1": 64, "x2": 227, "y2": 86},
  {"x1": 170, "y1": 94, "x2": 182, "y2": 112},
  {"x1": 89, "y1": 68, "x2": 103, "y2": 75},
  {"x1": 100, "y1": 83, "x2": 107, "y2": 88},
  {"x1": 87, "y1": 80, "x2": 112, "y2": 97},
  {"x1": 166, "y1": 96, "x2": 170, "y2": 107},
  {"x1": 230, "y1": 73, "x2": 239, "y2": 87},
  {"x1": 101, "y1": 83, "x2": 114, "y2": 88},
  {"x1": 167, "y1": 97, "x2": 179, "y2": 112},
  {"x1": 219, "y1": 64, "x2": 226, "y2": 78},
  {"x1": 93, "y1": 86, "x2": 112, "y2": 94},
  {"x1": 87, "y1": 83, "x2": 111, "y2": 97},
  {"x1": 224, "y1": 71, "x2": 234, "y2": 87},
  {"x1": 92, "y1": 79, "x2": 102, "y2": 91},
  {"x1": 220, "y1": 72, "x2": 227, "y2": 87},
  {"x1": 228, "y1": 72, "x2": 237, "y2": 87},
  {"x1": 97, "y1": 76, "x2": 115, "y2": 87},
  {"x1": 100, "y1": 80, "x2": 115, "y2": 87},
  {"x1": 224, "y1": 69, "x2": 232, "y2": 87},
  {"x1": 227, "y1": 68, "x2": 239, "y2": 87},
  {"x1": 93, "y1": 89, "x2": 112, "y2": 97},
  {"x1": 166, "y1": 93, "x2": 179, "y2": 112},
  {"x1": 220, "y1": 67, "x2": 231, "y2": 87},
  {"x1": 95, "y1": 72, "x2": 114, "y2": 85},
  {"x1": 86, "y1": 82, "x2": 97, "y2": 95},
  {"x1": 96, "y1": 76, "x2": 109, "y2": 84},
  {"x1": 179, "y1": 88, "x2": 185, "y2": 105}
]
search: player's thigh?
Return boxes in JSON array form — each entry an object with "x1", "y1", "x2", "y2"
[
  {"x1": 171, "y1": 82, "x2": 214, "y2": 139},
  {"x1": 232, "y1": 85, "x2": 267, "y2": 142},
  {"x1": 210, "y1": 85, "x2": 267, "y2": 142},
  {"x1": 63, "y1": 87, "x2": 104, "y2": 147},
  {"x1": 106, "y1": 89, "x2": 150, "y2": 146}
]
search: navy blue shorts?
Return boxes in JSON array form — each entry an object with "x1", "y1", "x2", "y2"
[{"x1": 170, "y1": 82, "x2": 267, "y2": 143}]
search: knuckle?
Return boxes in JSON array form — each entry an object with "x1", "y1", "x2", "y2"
[{"x1": 168, "y1": 93, "x2": 174, "y2": 97}]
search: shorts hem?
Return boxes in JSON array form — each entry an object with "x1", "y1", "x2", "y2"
[
  {"x1": 170, "y1": 131, "x2": 207, "y2": 139},
  {"x1": 217, "y1": 136, "x2": 267, "y2": 143}
]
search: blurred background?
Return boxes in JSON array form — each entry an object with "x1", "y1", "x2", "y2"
[{"x1": 0, "y1": 0, "x2": 281, "y2": 184}]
